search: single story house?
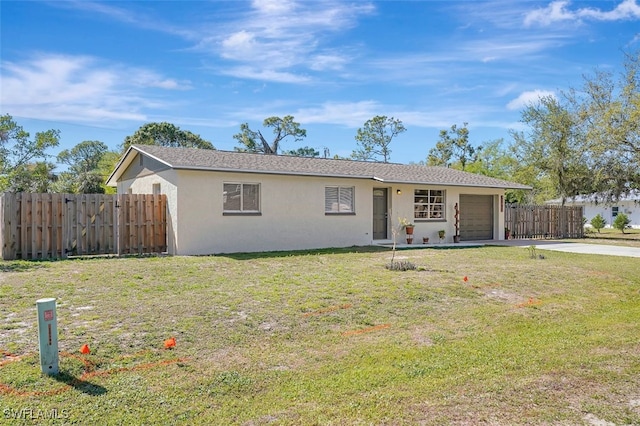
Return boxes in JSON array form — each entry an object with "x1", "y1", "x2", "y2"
[
  {"x1": 107, "y1": 145, "x2": 531, "y2": 255},
  {"x1": 547, "y1": 191, "x2": 639, "y2": 229}
]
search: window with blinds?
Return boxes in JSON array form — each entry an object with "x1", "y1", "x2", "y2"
[{"x1": 325, "y1": 186, "x2": 355, "y2": 214}]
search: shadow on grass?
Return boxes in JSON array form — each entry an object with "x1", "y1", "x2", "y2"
[
  {"x1": 219, "y1": 245, "x2": 391, "y2": 260},
  {"x1": 53, "y1": 371, "x2": 107, "y2": 396},
  {"x1": 0, "y1": 260, "x2": 49, "y2": 273}
]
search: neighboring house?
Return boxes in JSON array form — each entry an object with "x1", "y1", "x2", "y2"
[
  {"x1": 547, "y1": 191, "x2": 640, "y2": 229},
  {"x1": 107, "y1": 145, "x2": 531, "y2": 255}
]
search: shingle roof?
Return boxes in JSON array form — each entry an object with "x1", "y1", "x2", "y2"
[{"x1": 108, "y1": 145, "x2": 531, "y2": 190}]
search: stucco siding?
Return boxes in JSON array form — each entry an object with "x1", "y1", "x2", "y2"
[
  {"x1": 119, "y1": 152, "x2": 171, "y2": 182},
  {"x1": 173, "y1": 170, "x2": 374, "y2": 254},
  {"x1": 357, "y1": 184, "x2": 504, "y2": 244}
]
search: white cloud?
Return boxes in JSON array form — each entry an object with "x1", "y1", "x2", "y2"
[
  {"x1": 51, "y1": 1, "x2": 375, "y2": 84},
  {"x1": 219, "y1": 66, "x2": 311, "y2": 84},
  {"x1": 221, "y1": 30, "x2": 257, "y2": 58},
  {"x1": 251, "y1": 0, "x2": 296, "y2": 15},
  {"x1": 291, "y1": 101, "x2": 493, "y2": 130},
  {"x1": 50, "y1": 1, "x2": 195, "y2": 39},
  {"x1": 578, "y1": 0, "x2": 640, "y2": 21},
  {"x1": 524, "y1": 1, "x2": 576, "y2": 27},
  {"x1": 309, "y1": 53, "x2": 348, "y2": 71},
  {"x1": 295, "y1": 101, "x2": 382, "y2": 127},
  {"x1": 211, "y1": 1, "x2": 375, "y2": 82},
  {"x1": 507, "y1": 90, "x2": 557, "y2": 110},
  {"x1": 0, "y1": 54, "x2": 189, "y2": 124},
  {"x1": 524, "y1": 0, "x2": 640, "y2": 26}
]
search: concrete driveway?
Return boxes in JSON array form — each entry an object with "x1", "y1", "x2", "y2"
[{"x1": 489, "y1": 240, "x2": 640, "y2": 258}]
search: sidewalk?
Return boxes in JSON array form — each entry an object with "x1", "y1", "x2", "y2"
[
  {"x1": 490, "y1": 240, "x2": 640, "y2": 258},
  {"x1": 376, "y1": 239, "x2": 640, "y2": 258}
]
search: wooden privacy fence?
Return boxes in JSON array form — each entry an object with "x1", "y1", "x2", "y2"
[
  {"x1": 0, "y1": 193, "x2": 167, "y2": 260},
  {"x1": 505, "y1": 204, "x2": 584, "y2": 240}
]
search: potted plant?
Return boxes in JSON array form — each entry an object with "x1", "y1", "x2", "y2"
[
  {"x1": 438, "y1": 229, "x2": 445, "y2": 241},
  {"x1": 505, "y1": 227, "x2": 511, "y2": 239},
  {"x1": 398, "y1": 218, "x2": 415, "y2": 244},
  {"x1": 422, "y1": 236, "x2": 429, "y2": 244},
  {"x1": 399, "y1": 218, "x2": 414, "y2": 233}
]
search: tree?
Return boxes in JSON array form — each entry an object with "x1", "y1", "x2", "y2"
[
  {"x1": 426, "y1": 123, "x2": 480, "y2": 171},
  {"x1": 567, "y1": 50, "x2": 640, "y2": 201},
  {"x1": 351, "y1": 116, "x2": 406, "y2": 163},
  {"x1": 58, "y1": 140, "x2": 107, "y2": 173},
  {"x1": 234, "y1": 116, "x2": 306, "y2": 155},
  {"x1": 282, "y1": 146, "x2": 320, "y2": 157},
  {"x1": 589, "y1": 213, "x2": 606, "y2": 233},
  {"x1": 96, "y1": 151, "x2": 121, "y2": 194},
  {"x1": 123, "y1": 122, "x2": 214, "y2": 151},
  {"x1": 56, "y1": 140, "x2": 112, "y2": 193},
  {"x1": 7, "y1": 162, "x2": 57, "y2": 193},
  {"x1": 509, "y1": 96, "x2": 591, "y2": 205},
  {"x1": 0, "y1": 114, "x2": 60, "y2": 192},
  {"x1": 613, "y1": 213, "x2": 631, "y2": 233}
]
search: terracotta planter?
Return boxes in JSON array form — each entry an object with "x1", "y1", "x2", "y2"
[
  {"x1": 406, "y1": 236, "x2": 413, "y2": 244},
  {"x1": 405, "y1": 226, "x2": 414, "y2": 235},
  {"x1": 423, "y1": 237, "x2": 429, "y2": 244}
]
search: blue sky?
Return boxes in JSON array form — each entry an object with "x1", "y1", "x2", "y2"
[{"x1": 2, "y1": 0, "x2": 639, "y2": 165}]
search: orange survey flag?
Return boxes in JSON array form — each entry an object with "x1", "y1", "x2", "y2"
[
  {"x1": 80, "y1": 344, "x2": 90, "y2": 354},
  {"x1": 164, "y1": 337, "x2": 176, "y2": 349}
]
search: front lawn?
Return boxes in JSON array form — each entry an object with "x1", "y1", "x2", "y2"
[
  {"x1": 582, "y1": 227, "x2": 640, "y2": 247},
  {"x1": 1, "y1": 246, "x2": 639, "y2": 425}
]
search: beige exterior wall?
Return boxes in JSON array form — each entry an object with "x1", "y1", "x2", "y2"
[
  {"x1": 393, "y1": 184, "x2": 505, "y2": 243},
  {"x1": 116, "y1": 163, "x2": 508, "y2": 254},
  {"x1": 117, "y1": 168, "x2": 180, "y2": 254}
]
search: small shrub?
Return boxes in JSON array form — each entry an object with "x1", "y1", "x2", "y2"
[
  {"x1": 590, "y1": 214, "x2": 606, "y2": 233},
  {"x1": 613, "y1": 213, "x2": 631, "y2": 233},
  {"x1": 527, "y1": 245, "x2": 545, "y2": 259},
  {"x1": 385, "y1": 260, "x2": 417, "y2": 271}
]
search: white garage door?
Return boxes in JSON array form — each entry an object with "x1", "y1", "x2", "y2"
[{"x1": 459, "y1": 195, "x2": 494, "y2": 241}]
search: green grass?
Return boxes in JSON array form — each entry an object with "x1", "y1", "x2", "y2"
[
  {"x1": 582, "y1": 226, "x2": 640, "y2": 247},
  {"x1": 1, "y1": 246, "x2": 639, "y2": 425}
]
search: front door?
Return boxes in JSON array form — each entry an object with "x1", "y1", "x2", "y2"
[{"x1": 373, "y1": 188, "x2": 388, "y2": 239}]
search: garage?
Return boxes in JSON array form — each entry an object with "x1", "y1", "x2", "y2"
[{"x1": 459, "y1": 195, "x2": 494, "y2": 240}]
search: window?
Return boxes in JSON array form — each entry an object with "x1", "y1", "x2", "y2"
[
  {"x1": 325, "y1": 186, "x2": 355, "y2": 214},
  {"x1": 152, "y1": 183, "x2": 161, "y2": 195},
  {"x1": 612, "y1": 206, "x2": 619, "y2": 218},
  {"x1": 414, "y1": 189, "x2": 445, "y2": 220},
  {"x1": 223, "y1": 183, "x2": 260, "y2": 213}
]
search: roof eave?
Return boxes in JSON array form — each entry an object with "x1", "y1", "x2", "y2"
[
  {"x1": 371, "y1": 178, "x2": 531, "y2": 190},
  {"x1": 170, "y1": 164, "x2": 374, "y2": 180},
  {"x1": 170, "y1": 166, "x2": 531, "y2": 189}
]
